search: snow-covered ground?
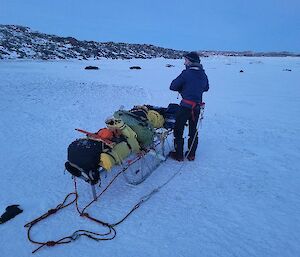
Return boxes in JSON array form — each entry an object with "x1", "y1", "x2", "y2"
[{"x1": 0, "y1": 57, "x2": 300, "y2": 257}]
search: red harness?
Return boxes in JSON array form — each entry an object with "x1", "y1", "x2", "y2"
[{"x1": 181, "y1": 99, "x2": 204, "y2": 121}]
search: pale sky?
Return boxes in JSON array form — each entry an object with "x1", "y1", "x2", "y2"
[{"x1": 1, "y1": 0, "x2": 299, "y2": 52}]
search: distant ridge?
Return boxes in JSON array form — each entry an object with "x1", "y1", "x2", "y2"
[
  {"x1": 0, "y1": 25, "x2": 299, "y2": 60},
  {"x1": 196, "y1": 50, "x2": 300, "y2": 57},
  {"x1": 0, "y1": 25, "x2": 186, "y2": 60}
]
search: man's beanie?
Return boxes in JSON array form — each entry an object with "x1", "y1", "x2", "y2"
[{"x1": 184, "y1": 51, "x2": 200, "y2": 63}]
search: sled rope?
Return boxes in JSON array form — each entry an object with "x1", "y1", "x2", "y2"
[
  {"x1": 24, "y1": 172, "x2": 123, "y2": 254},
  {"x1": 24, "y1": 129, "x2": 187, "y2": 253},
  {"x1": 24, "y1": 192, "x2": 78, "y2": 253}
]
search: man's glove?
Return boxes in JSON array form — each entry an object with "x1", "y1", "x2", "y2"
[{"x1": 0, "y1": 205, "x2": 23, "y2": 224}]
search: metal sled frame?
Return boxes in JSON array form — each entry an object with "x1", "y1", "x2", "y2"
[{"x1": 89, "y1": 128, "x2": 172, "y2": 200}]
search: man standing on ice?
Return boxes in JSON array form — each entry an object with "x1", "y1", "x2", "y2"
[{"x1": 169, "y1": 51, "x2": 209, "y2": 161}]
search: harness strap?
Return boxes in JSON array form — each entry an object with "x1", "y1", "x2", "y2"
[{"x1": 181, "y1": 99, "x2": 201, "y2": 121}]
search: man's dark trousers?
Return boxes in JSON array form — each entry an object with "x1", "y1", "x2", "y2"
[{"x1": 173, "y1": 105, "x2": 200, "y2": 159}]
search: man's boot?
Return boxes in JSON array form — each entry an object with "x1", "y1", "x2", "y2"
[
  {"x1": 185, "y1": 136, "x2": 198, "y2": 161},
  {"x1": 169, "y1": 138, "x2": 184, "y2": 161}
]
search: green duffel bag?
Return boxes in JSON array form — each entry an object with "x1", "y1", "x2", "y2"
[{"x1": 113, "y1": 110, "x2": 155, "y2": 147}]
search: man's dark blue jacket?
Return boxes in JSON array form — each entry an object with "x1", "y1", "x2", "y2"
[{"x1": 170, "y1": 63, "x2": 209, "y2": 108}]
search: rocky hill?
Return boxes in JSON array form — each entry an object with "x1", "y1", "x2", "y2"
[
  {"x1": 1, "y1": 25, "x2": 299, "y2": 60},
  {"x1": 0, "y1": 25, "x2": 186, "y2": 60}
]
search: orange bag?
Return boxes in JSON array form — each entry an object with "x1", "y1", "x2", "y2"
[{"x1": 97, "y1": 128, "x2": 114, "y2": 140}]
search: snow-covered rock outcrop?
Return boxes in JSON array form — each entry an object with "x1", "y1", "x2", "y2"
[{"x1": 0, "y1": 25, "x2": 186, "y2": 60}]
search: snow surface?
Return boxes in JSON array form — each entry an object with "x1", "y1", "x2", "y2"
[{"x1": 0, "y1": 57, "x2": 300, "y2": 257}]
